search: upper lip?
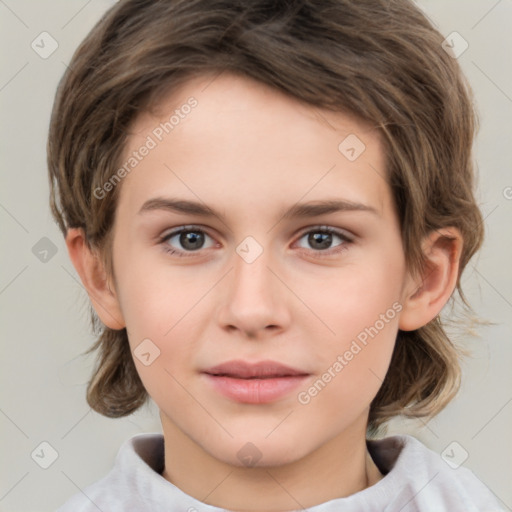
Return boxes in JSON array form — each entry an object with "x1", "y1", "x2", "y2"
[{"x1": 202, "y1": 359, "x2": 309, "y2": 379}]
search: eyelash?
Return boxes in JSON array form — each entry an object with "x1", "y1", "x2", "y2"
[{"x1": 159, "y1": 225, "x2": 353, "y2": 259}]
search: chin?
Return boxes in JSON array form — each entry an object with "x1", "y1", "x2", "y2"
[{"x1": 206, "y1": 434, "x2": 310, "y2": 469}]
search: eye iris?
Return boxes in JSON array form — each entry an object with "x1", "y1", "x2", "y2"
[
  {"x1": 181, "y1": 231, "x2": 204, "y2": 250},
  {"x1": 309, "y1": 232, "x2": 332, "y2": 250}
]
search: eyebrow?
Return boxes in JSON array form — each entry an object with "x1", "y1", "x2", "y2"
[{"x1": 138, "y1": 197, "x2": 379, "y2": 221}]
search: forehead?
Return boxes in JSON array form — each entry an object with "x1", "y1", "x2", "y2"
[{"x1": 117, "y1": 72, "x2": 392, "y2": 222}]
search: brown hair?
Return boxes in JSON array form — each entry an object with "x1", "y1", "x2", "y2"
[{"x1": 47, "y1": 0, "x2": 483, "y2": 431}]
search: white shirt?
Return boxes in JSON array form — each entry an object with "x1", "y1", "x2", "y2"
[{"x1": 56, "y1": 433, "x2": 505, "y2": 511}]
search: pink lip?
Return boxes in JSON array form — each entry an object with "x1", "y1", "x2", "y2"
[{"x1": 201, "y1": 359, "x2": 310, "y2": 404}]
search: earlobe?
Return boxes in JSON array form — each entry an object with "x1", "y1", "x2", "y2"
[
  {"x1": 65, "y1": 228, "x2": 125, "y2": 330},
  {"x1": 398, "y1": 228, "x2": 463, "y2": 332}
]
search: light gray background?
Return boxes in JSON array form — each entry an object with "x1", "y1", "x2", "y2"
[{"x1": 1, "y1": 1, "x2": 511, "y2": 511}]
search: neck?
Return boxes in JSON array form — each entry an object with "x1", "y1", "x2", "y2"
[{"x1": 160, "y1": 414, "x2": 383, "y2": 511}]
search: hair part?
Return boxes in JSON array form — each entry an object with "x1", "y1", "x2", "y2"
[{"x1": 47, "y1": 0, "x2": 484, "y2": 431}]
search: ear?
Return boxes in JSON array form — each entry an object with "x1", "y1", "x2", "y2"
[
  {"x1": 399, "y1": 227, "x2": 463, "y2": 331},
  {"x1": 65, "y1": 228, "x2": 125, "y2": 330}
]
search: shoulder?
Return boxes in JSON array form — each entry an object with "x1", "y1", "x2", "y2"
[
  {"x1": 367, "y1": 434, "x2": 505, "y2": 511},
  {"x1": 56, "y1": 433, "x2": 167, "y2": 512}
]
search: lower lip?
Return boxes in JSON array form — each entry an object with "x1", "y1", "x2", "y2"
[{"x1": 202, "y1": 373, "x2": 310, "y2": 404}]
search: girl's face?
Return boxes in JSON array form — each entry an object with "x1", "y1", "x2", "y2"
[{"x1": 109, "y1": 72, "x2": 412, "y2": 467}]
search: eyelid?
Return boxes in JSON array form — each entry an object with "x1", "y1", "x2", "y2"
[
  {"x1": 160, "y1": 224, "x2": 214, "y2": 240},
  {"x1": 294, "y1": 224, "x2": 354, "y2": 242}
]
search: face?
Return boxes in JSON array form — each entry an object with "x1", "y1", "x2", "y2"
[{"x1": 108, "y1": 72, "x2": 410, "y2": 467}]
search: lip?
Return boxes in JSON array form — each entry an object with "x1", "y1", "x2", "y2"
[
  {"x1": 203, "y1": 359, "x2": 308, "y2": 378},
  {"x1": 201, "y1": 359, "x2": 310, "y2": 404}
]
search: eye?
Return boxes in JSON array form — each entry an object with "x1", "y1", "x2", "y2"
[
  {"x1": 294, "y1": 226, "x2": 352, "y2": 256},
  {"x1": 159, "y1": 224, "x2": 353, "y2": 259},
  {"x1": 160, "y1": 226, "x2": 216, "y2": 257}
]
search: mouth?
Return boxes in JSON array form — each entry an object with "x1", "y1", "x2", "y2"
[
  {"x1": 202, "y1": 359, "x2": 309, "y2": 379},
  {"x1": 201, "y1": 359, "x2": 310, "y2": 404}
]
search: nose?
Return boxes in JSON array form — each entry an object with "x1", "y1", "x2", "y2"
[{"x1": 216, "y1": 243, "x2": 291, "y2": 339}]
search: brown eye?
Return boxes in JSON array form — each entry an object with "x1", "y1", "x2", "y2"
[
  {"x1": 295, "y1": 226, "x2": 352, "y2": 256},
  {"x1": 176, "y1": 231, "x2": 205, "y2": 250},
  {"x1": 294, "y1": 228, "x2": 351, "y2": 251},
  {"x1": 161, "y1": 226, "x2": 215, "y2": 256},
  {"x1": 306, "y1": 231, "x2": 335, "y2": 250}
]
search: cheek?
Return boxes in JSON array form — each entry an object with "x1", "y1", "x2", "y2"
[
  {"x1": 300, "y1": 316, "x2": 399, "y2": 402},
  {"x1": 294, "y1": 257, "x2": 403, "y2": 405},
  {"x1": 298, "y1": 259, "x2": 404, "y2": 348},
  {"x1": 115, "y1": 246, "x2": 206, "y2": 340},
  {"x1": 340, "y1": 316, "x2": 399, "y2": 389},
  {"x1": 114, "y1": 259, "x2": 210, "y2": 391},
  {"x1": 114, "y1": 222, "x2": 403, "y2": 407}
]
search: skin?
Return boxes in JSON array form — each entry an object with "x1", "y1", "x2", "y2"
[{"x1": 66, "y1": 72, "x2": 462, "y2": 511}]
